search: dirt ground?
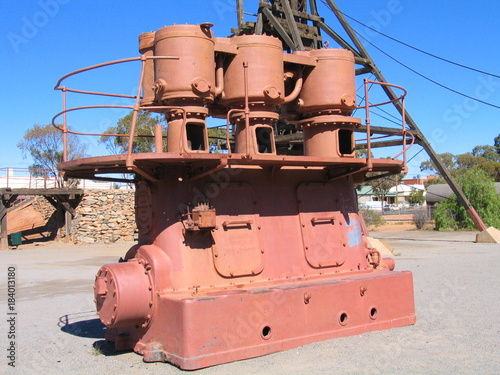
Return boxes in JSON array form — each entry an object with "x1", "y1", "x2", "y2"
[{"x1": 1, "y1": 231, "x2": 499, "y2": 375}]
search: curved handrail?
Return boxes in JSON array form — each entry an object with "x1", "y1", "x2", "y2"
[
  {"x1": 61, "y1": 87, "x2": 137, "y2": 99},
  {"x1": 53, "y1": 55, "x2": 180, "y2": 163},
  {"x1": 360, "y1": 78, "x2": 409, "y2": 170},
  {"x1": 54, "y1": 57, "x2": 142, "y2": 90},
  {"x1": 54, "y1": 55, "x2": 178, "y2": 91},
  {"x1": 392, "y1": 130, "x2": 415, "y2": 160},
  {"x1": 51, "y1": 105, "x2": 185, "y2": 138},
  {"x1": 53, "y1": 54, "x2": 412, "y2": 174},
  {"x1": 52, "y1": 105, "x2": 135, "y2": 136},
  {"x1": 355, "y1": 80, "x2": 407, "y2": 110}
]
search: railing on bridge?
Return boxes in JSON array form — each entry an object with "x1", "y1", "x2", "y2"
[{"x1": 0, "y1": 168, "x2": 116, "y2": 190}]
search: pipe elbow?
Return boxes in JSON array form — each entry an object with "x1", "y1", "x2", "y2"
[
  {"x1": 215, "y1": 54, "x2": 224, "y2": 96},
  {"x1": 284, "y1": 69, "x2": 303, "y2": 104}
]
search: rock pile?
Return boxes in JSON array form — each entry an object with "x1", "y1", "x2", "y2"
[
  {"x1": 32, "y1": 189, "x2": 137, "y2": 244},
  {"x1": 72, "y1": 190, "x2": 137, "y2": 243}
]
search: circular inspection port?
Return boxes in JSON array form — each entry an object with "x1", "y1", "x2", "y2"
[
  {"x1": 261, "y1": 325, "x2": 272, "y2": 340},
  {"x1": 369, "y1": 307, "x2": 378, "y2": 320},
  {"x1": 338, "y1": 312, "x2": 348, "y2": 326}
]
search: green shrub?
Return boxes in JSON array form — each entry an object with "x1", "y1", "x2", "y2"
[
  {"x1": 408, "y1": 190, "x2": 425, "y2": 205},
  {"x1": 434, "y1": 168, "x2": 500, "y2": 230},
  {"x1": 360, "y1": 209, "x2": 386, "y2": 227},
  {"x1": 412, "y1": 209, "x2": 428, "y2": 230}
]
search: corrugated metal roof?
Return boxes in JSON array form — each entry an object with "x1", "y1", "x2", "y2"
[
  {"x1": 356, "y1": 185, "x2": 374, "y2": 196},
  {"x1": 426, "y1": 183, "x2": 500, "y2": 203}
]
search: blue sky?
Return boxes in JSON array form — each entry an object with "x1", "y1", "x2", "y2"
[{"x1": 1, "y1": 0, "x2": 499, "y2": 178}]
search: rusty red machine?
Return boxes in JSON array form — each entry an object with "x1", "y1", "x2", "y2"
[{"x1": 55, "y1": 23, "x2": 415, "y2": 369}]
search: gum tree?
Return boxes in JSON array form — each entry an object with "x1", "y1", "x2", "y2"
[{"x1": 18, "y1": 124, "x2": 87, "y2": 187}]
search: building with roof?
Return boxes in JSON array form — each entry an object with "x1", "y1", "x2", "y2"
[
  {"x1": 426, "y1": 183, "x2": 500, "y2": 205},
  {"x1": 386, "y1": 184, "x2": 426, "y2": 206}
]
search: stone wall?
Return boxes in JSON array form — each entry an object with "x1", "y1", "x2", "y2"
[
  {"x1": 73, "y1": 190, "x2": 137, "y2": 243},
  {"x1": 33, "y1": 189, "x2": 137, "y2": 244},
  {"x1": 32, "y1": 196, "x2": 56, "y2": 221}
]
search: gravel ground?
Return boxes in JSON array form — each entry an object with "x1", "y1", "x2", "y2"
[{"x1": 1, "y1": 231, "x2": 499, "y2": 375}]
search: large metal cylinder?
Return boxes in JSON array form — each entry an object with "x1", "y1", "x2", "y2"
[
  {"x1": 233, "y1": 112, "x2": 278, "y2": 154},
  {"x1": 221, "y1": 35, "x2": 284, "y2": 108},
  {"x1": 153, "y1": 23, "x2": 216, "y2": 105},
  {"x1": 297, "y1": 49, "x2": 356, "y2": 115},
  {"x1": 139, "y1": 31, "x2": 156, "y2": 106},
  {"x1": 166, "y1": 107, "x2": 209, "y2": 153},
  {"x1": 299, "y1": 115, "x2": 360, "y2": 157},
  {"x1": 94, "y1": 261, "x2": 152, "y2": 328}
]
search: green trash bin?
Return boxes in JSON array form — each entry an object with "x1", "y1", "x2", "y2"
[{"x1": 9, "y1": 232, "x2": 22, "y2": 247}]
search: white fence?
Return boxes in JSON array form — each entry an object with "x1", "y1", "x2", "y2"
[{"x1": 0, "y1": 168, "x2": 117, "y2": 190}]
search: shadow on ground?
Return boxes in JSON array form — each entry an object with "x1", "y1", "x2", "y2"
[
  {"x1": 58, "y1": 311, "x2": 131, "y2": 357},
  {"x1": 58, "y1": 311, "x2": 106, "y2": 339},
  {"x1": 92, "y1": 339, "x2": 122, "y2": 356}
]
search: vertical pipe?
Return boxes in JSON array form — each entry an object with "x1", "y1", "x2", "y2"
[
  {"x1": 126, "y1": 58, "x2": 146, "y2": 166},
  {"x1": 402, "y1": 98, "x2": 407, "y2": 167},
  {"x1": 226, "y1": 111, "x2": 231, "y2": 155},
  {"x1": 363, "y1": 79, "x2": 372, "y2": 170},
  {"x1": 62, "y1": 88, "x2": 68, "y2": 162},
  {"x1": 243, "y1": 61, "x2": 250, "y2": 156},
  {"x1": 154, "y1": 124, "x2": 163, "y2": 153},
  {"x1": 226, "y1": 110, "x2": 238, "y2": 155},
  {"x1": 179, "y1": 109, "x2": 188, "y2": 153}
]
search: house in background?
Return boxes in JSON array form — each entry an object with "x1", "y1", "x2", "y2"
[
  {"x1": 385, "y1": 184, "x2": 426, "y2": 206},
  {"x1": 356, "y1": 182, "x2": 427, "y2": 211},
  {"x1": 356, "y1": 185, "x2": 383, "y2": 211}
]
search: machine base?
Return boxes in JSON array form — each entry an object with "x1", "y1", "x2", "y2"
[{"x1": 107, "y1": 269, "x2": 415, "y2": 370}]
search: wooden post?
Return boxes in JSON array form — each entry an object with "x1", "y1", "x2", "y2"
[
  {"x1": 64, "y1": 193, "x2": 75, "y2": 242},
  {"x1": 236, "y1": 0, "x2": 244, "y2": 30},
  {"x1": 65, "y1": 210, "x2": 72, "y2": 242},
  {"x1": 56, "y1": 202, "x2": 64, "y2": 241},
  {"x1": 0, "y1": 197, "x2": 7, "y2": 250}
]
